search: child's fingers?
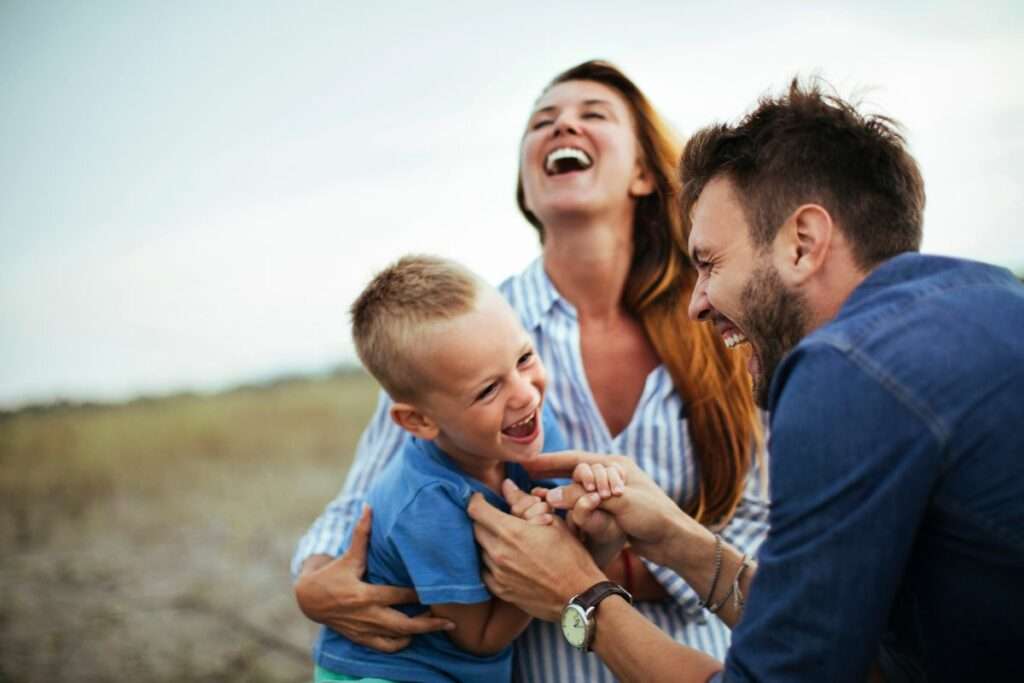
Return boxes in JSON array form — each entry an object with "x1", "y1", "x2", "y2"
[
  {"x1": 608, "y1": 465, "x2": 625, "y2": 495},
  {"x1": 591, "y1": 464, "x2": 611, "y2": 499},
  {"x1": 569, "y1": 491, "x2": 603, "y2": 530},
  {"x1": 530, "y1": 487, "x2": 549, "y2": 499},
  {"x1": 525, "y1": 513, "x2": 554, "y2": 526},
  {"x1": 522, "y1": 501, "x2": 554, "y2": 525},
  {"x1": 521, "y1": 500, "x2": 552, "y2": 520},
  {"x1": 573, "y1": 463, "x2": 596, "y2": 492},
  {"x1": 510, "y1": 492, "x2": 542, "y2": 518}
]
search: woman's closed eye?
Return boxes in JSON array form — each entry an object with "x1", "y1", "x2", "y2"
[{"x1": 518, "y1": 351, "x2": 535, "y2": 367}]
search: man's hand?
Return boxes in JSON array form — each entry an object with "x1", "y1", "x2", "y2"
[
  {"x1": 293, "y1": 505, "x2": 454, "y2": 652},
  {"x1": 468, "y1": 492, "x2": 606, "y2": 622}
]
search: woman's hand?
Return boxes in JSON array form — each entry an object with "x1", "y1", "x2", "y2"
[
  {"x1": 293, "y1": 506, "x2": 454, "y2": 652},
  {"x1": 468, "y1": 491, "x2": 606, "y2": 622}
]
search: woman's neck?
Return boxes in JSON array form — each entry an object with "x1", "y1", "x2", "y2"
[{"x1": 542, "y1": 216, "x2": 634, "y2": 321}]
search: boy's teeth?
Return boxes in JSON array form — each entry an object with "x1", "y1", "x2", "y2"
[
  {"x1": 723, "y1": 332, "x2": 748, "y2": 349},
  {"x1": 503, "y1": 412, "x2": 537, "y2": 438}
]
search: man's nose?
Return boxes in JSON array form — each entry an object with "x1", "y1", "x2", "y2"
[{"x1": 688, "y1": 278, "x2": 711, "y2": 322}]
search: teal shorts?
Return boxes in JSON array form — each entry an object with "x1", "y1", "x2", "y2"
[{"x1": 314, "y1": 665, "x2": 397, "y2": 683}]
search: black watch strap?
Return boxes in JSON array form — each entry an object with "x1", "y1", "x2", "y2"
[{"x1": 572, "y1": 580, "x2": 634, "y2": 610}]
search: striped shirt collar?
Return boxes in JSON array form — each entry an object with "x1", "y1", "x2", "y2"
[{"x1": 518, "y1": 257, "x2": 568, "y2": 330}]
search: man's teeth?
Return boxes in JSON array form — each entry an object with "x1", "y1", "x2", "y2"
[
  {"x1": 545, "y1": 147, "x2": 593, "y2": 173},
  {"x1": 723, "y1": 332, "x2": 748, "y2": 349}
]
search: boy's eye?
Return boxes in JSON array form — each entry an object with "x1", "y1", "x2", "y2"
[
  {"x1": 475, "y1": 382, "x2": 498, "y2": 402},
  {"x1": 518, "y1": 351, "x2": 534, "y2": 366}
]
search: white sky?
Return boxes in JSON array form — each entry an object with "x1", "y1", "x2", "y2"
[{"x1": 2, "y1": 1, "x2": 1022, "y2": 407}]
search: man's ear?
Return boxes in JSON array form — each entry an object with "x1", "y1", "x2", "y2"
[
  {"x1": 774, "y1": 203, "x2": 834, "y2": 286},
  {"x1": 390, "y1": 402, "x2": 439, "y2": 440},
  {"x1": 628, "y1": 161, "x2": 655, "y2": 198}
]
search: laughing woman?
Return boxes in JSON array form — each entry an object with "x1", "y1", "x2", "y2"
[{"x1": 293, "y1": 60, "x2": 767, "y2": 682}]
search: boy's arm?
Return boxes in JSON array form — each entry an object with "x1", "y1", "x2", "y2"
[
  {"x1": 431, "y1": 598, "x2": 532, "y2": 656},
  {"x1": 292, "y1": 391, "x2": 453, "y2": 651}
]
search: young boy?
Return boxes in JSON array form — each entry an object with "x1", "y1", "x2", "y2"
[{"x1": 313, "y1": 255, "x2": 567, "y2": 683}]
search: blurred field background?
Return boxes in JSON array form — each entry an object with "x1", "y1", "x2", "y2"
[{"x1": 0, "y1": 369, "x2": 379, "y2": 682}]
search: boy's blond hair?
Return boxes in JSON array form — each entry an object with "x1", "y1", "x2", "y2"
[{"x1": 351, "y1": 255, "x2": 480, "y2": 401}]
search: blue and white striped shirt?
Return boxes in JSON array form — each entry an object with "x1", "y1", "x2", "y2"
[{"x1": 293, "y1": 257, "x2": 769, "y2": 682}]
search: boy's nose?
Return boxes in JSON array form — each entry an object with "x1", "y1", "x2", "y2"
[{"x1": 509, "y1": 371, "x2": 540, "y2": 409}]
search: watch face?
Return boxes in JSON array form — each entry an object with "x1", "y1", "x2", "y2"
[{"x1": 561, "y1": 604, "x2": 588, "y2": 649}]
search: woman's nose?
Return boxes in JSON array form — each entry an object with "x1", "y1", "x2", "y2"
[{"x1": 553, "y1": 115, "x2": 579, "y2": 137}]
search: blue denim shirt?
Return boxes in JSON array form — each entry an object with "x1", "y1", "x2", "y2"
[{"x1": 719, "y1": 254, "x2": 1024, "y2": 682}]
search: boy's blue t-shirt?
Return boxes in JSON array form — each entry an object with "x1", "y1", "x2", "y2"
[{"x1": 314, "y1": 404, "x2": 567, "y2": 683}]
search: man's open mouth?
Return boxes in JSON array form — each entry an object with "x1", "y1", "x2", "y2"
[
  {"x1": 723, "y1": 331, "x2": 748, "y2": 349},
  {"x1": 502, "y1": 410, "x2": 539, "y2": 440},
  {"x1": 545, "y1": 147, "x2": 593, "y2": 175}
]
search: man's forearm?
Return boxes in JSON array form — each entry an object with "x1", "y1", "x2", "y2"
[{"x1": 591, "y1": 596, "x2": 722, "y2": 683}]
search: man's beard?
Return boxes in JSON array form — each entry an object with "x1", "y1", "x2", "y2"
[{"x1": 740, "y1": 262, "x2": 810, "y2": 409}]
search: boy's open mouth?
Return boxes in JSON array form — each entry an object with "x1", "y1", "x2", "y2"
[{"x1": 502, "y1": 410, "x2": 539, "y2": 441}]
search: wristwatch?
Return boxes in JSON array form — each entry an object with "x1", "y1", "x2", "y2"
[{"x1": 560, "y1": 580, "x2": 633, "y2": 651}]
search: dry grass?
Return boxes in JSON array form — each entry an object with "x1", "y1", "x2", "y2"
[{"x1": 0, "y1": 370, "x2": 380, "y2": 683}]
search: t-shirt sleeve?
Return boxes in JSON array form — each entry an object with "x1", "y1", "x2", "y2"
[
  {"x1": 387, "y1": 483, "x2": 491, "y2": 605},
  {"x1": 541, "y1": 401, "x2": 568, "y2": 453},
  {"x1": 724, "y1": 344, "x2": 942, "y2": 682}
]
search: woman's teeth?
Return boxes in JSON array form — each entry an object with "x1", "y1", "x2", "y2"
[
  {"x1": 545, "y1": 147, "x2": 592, "y2": 174},
  {"x1": 724, "y1": 332, "x2": 748, "y2": 349}
]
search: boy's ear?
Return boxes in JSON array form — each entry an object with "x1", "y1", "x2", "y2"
[{"x1": 390, "y1": 402, "x2": 439, "y2": 440}]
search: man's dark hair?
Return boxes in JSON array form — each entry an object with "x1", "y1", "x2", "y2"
[{"x1": 680, "y1": 78, "x2": 926, "y2": 270}]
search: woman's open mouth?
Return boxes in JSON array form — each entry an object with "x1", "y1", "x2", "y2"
[{"x1": 545, "y1": 147, "x2": 593, "y2": 176}]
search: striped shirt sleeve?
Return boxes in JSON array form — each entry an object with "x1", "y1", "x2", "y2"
[{"x1": 290, "y1": 388, "x2": 406, "y2": 578}]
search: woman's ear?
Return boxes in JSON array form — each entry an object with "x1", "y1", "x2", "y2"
[
  {"x1": 390, "y1": 402, "x2": 439, "y2": 440},
  {"x1": 628, "y1": 161, "x2": 655, "y2": 198}
]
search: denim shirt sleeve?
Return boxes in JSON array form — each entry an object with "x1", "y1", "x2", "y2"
[{"x1": 723, "y1": 344, "x2": 942, "y2": 682}]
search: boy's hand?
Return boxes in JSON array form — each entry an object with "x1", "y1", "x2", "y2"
[
  {"x1": 532, "y1": 452, "x2": 701, "y2": 568},
  {"x1": 503, "y1": 479, "x2": 555, "y2": 525},
  {"x1": 294, "y1": 505, "x2": 454, "y2": 652},
  {"x1": 572, "y1": 462, "x2": 626, "y2": 499}
]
